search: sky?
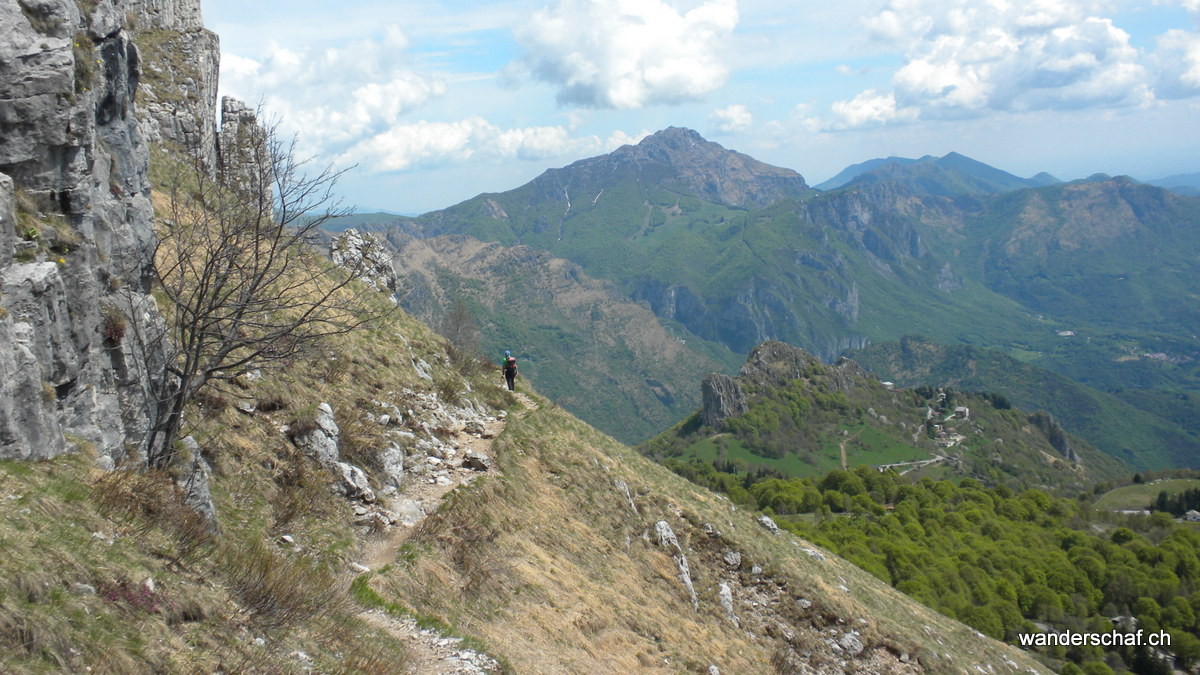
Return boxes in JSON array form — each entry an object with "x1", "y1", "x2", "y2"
[{"x1": 204, "y1": 0, "x2": 1200, "y2": 214}]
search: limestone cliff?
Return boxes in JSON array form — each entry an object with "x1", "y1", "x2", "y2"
[{"x1": 0, "y1": 0, "x2": 218, "y2": 462}]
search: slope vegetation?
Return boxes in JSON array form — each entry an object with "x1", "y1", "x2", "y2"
[{"x1": 362, "y1": 388, "x2": 1049, "y2": 673}]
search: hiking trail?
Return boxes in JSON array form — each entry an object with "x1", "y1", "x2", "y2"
[{"x1": 352, "y1": 391, "x2": 535, "y2": 674}]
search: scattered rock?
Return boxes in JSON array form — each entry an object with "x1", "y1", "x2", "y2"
[
  {"x1": 654, "y1": 521, "x2": 681, "y2": 551},
  {"x1": 719, "y1": 583, "x2": 739, "y2": 627},
  {"x1": 462, "y1": 452, "x2": 490, "y2": 471},
  {"x1": 723, "y1": 550, "x2": 742, "y2": 568},
  {"x1": 757, "y1": 515, "x2": 780, "y2": 535},
  {"x1": 334, "y1": 462, "x2": 376, "y2": 503}
]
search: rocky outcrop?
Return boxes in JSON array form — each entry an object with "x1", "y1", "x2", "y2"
[
  {"x1": 132, "y1": 0, "x2": 219, "y2": 166},
  {"x1": 700, "y1": 373, "x2": 746, "y2": 429},
  {"x1": 0, "y1": 0, "x2": 172, "y2": 462},
  {"x1": 699, "y1": 342, "x2": 873, "y2": 431},
  {"x1": 738, "y1": 341, "x2": 824, "y2": 388},
  {"x1": 330, "y1": 228, "x2": 398, "y2": 297}
]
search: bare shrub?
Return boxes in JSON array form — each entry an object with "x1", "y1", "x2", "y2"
[
  {"x1": 219, "y1": 540, "x2": 348, "y2": 629},
  {"x1": 89, "y1": 469, "x2": 213, "y2": 559},
  {"x1": 133, "y1": 110, "x2": 389, "y2": 469}
]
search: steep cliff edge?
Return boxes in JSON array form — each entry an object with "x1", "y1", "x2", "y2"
[{"x1": 0, "y1": 0, "x2": 222, "y2": 462}]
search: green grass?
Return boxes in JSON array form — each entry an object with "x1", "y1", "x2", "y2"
[{"x1": 1094, "y1": 479, "x2": 1200, "y2": 510}]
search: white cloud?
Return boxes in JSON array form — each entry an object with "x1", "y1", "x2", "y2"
[
  {"x1": 710, "y1": 104, "x2": 753, "y2": 132},
  {"x1": 513, "y1": 0, "x2": 739, "y2": 109},
  {"x1": 829, "y1": 89, "x2": 919, "y2": 129},
  {"x1": 219, "y1": 27, "x2": 446, "y2": 151},
  {"x1": 1153, "y1": 29, "x2": 1200, "y2": 97},
  {"x1": 339, "y1": 118, "x2": 621, "y2": 172},
  {"x1": 827, "y1": 0, "x2": 1155, "y2": 128}
]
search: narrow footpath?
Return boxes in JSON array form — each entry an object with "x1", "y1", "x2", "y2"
[{"x1": 352, "y1": 392, "x2": 535, "y2": 674}]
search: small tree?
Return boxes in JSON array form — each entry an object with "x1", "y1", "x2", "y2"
[
  {"x1": 440, "y1": 298, "x2": 480, "y2": 368},
  {"x1": 139, "y1": 113, "x2": 384, "y2": 468}
]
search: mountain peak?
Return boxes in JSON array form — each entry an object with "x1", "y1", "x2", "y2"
[{"x1": 542, "y1": 127, "x2": 814, "y2": 209}]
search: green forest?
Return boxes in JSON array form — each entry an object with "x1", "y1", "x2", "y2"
[{"x1": 666, "y1": 460, "x2": 1200, "y2": 673}]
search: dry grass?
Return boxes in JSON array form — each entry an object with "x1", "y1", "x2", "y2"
[
  {"x1": 219, "y1": 539, "x2": 349, "y2": 629},
  {"x1": 365, "y1": 397, "x2": 1052, "y2": 674}
]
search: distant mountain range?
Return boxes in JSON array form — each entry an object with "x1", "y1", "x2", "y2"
[
  {"x1": 814, "y1": 152, "x2": 1060, "y2": 194},
  {"x1": 1144, "y1": 171, "x2": 1200, "y2": 196},
  {"x1": 325, "y1": 128, "x2": 1200, "y2": 473}
]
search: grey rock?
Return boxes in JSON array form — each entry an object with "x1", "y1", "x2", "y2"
[
  {"x1": 394, "y1": 499, "x2": 425, "y2": 526},
  {"x1": 292, "y1": 403, "x2": 340, "y2": 465},
  {"x1": 719, "y1": 582, "x2": 738, "y2": 627},
  {"x1": 380, "y1": 442, "x2": 405, "y2": 489},
  {"x1": 0, "y1": 0, "x2": 191, "y2": 462},
  {"x1": 723, "y1": 550, "x2": 742, "y2": 568},
  {"x1": 461, "y1": 452, "x2": 489, "y2": 471},
  {"x1": 839, "y1": 631, "x2": 864, "y2": 657},
  {"x1": 615, "y1": 479, "x2": 638, "y2": 513},
  {"x1": 756, "y1": 515, "x2": 779, "y2": 535},
  {"x1": 700, "y1": 374, "x2": 747, "y2": 429},
  {"x1": 330, "y1": 229, "x2": 397, "y2": 296},
  {"x1": 801, "y1": 546, "x2": 826, "y2": 561},
  {"x1": 334, "y1": 462, "x2": 375, "y2": 503},
  {"x1": 654, "y1": 520, "x2": 681, "y2": 551},
  {"x1": 179, "y1": 436, "x2": 219, "y2": 532}
]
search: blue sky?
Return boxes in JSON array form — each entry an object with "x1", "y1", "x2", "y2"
[{"x1": 205, "y1": 0, "x2": 1200, "y2": 214}]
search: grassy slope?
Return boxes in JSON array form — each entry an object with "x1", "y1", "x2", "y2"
[
  {"x1": 0, "y1": 280, "x2": 510, "y2": 672},
  {"x1": 1094, "y1": 479, "x2": 1200, "y2": 510},
  {"x1": 365, "y1": 393, "x2": 1050, "y2": 673},
  {"x1": 0, "y1": 272, "x2": 1047, "y2": 673}
]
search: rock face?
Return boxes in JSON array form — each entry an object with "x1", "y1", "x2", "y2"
[
  {"x1": 699, "y1": 373, "x2": 747, "y2": 429},
  {"x1": 2, "y1": 0, "x2": 154, "y2": 460},
  {"x1": 0, "y1": 0, "x2": 218, "y2": 463}
]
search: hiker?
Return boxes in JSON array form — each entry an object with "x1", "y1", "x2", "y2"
[{"x1": 502, "y1": 351, "x2": 518, "y2": 391}]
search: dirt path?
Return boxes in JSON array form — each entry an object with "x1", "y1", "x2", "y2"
[{"x1": 353, "y1": 392, "x2": 534, "y2": 674}]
